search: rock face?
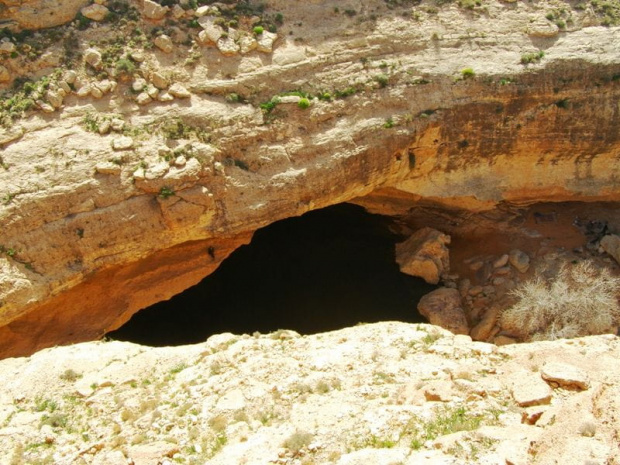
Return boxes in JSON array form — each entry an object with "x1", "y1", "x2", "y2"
[
  {"x1": 1, "y1": 322, "x2": 619, "y2": 464},
  {"x1": 0, "y1": 0, "x2": 89, "y2": 30},
  {"x1": 1, "y1": 0, "x2": 620, "y2": 357},
  {"x1": 417, "y1": 288, "x2": 469, "y2": 335},
  {"x1": 395, "y1": 227, "x2": 451, "y2": 284}
]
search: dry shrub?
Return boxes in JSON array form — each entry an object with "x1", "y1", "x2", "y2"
[{"x1": 501, "y1": 261, "x2": 620, "y2": 341}]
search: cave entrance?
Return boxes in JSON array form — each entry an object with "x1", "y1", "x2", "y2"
[{"x1": 107, "y1": 203, "x2": 435, "y2": 346}]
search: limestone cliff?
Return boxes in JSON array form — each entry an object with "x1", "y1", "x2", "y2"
[{"x1": 1, "y1": 0, "x2": 620, "y2": 357}]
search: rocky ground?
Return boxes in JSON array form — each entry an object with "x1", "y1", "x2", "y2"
[{"x1": 1, "y1": 322, "x2": 619, "y2": 465}]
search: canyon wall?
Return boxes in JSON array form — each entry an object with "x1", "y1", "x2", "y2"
[{"x1": 0, "y1": 0, "x2": 619, "y2": 358}]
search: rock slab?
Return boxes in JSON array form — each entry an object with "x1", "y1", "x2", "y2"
[{"x1": 395, "y1": 227, "x2": 451, "y2": 284}]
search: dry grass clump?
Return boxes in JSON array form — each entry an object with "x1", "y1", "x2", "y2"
[{"x1": 501, "y1": 261, "x2": 620, "y2": 341}]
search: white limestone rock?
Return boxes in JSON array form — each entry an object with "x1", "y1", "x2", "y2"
[{"x1": 80, "y1": 4, "x2": 109, "y2": 21}]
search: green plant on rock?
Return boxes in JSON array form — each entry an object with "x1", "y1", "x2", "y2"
[
  {"x1": 460, "y1": 67, "x2": 475, "y2": 79},
  {"x1": 283, "y1": 431, "x2": 314, "y2": 454},
  {"x1": 159, "y1": 187, "x2": 175, "y2": 199},
  {"x1": 520, "y1": 50, "x2": 545, "y2": 64},
  {"x1": 298, "y1": 97, "x2": 311, "y2": 109},
  {"x1": 253, "y1": 25, "x2": 264, "y2": 35}
]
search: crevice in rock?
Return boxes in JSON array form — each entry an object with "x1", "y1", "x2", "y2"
[{"x1": 107, "y1": 203, "x2": 435, "y2": 346}]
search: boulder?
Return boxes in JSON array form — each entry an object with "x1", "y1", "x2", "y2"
[
  {"x1": 256, "y1": 31, "x2": 278, "y2": 53},
  {"x1": 417, "y1": 288, "x2": 469, "y2": 335},
  {"x1": 541, "y1": 362, "x2": 589, "y2": 390},
  {"x1": 395, "y1": 227, "x2": 450, "y2": 284},
  {"x1": 197, "y1": 16, "x2": 224, "y2": 44},
  {"x1": 153, "y1": 35, "x2": 173, "y2": 53},
  {"x1": 168, "y1": 83, "x2": 191, "y2": 98},
  {"x1": 142, "y1": 0, "x2": 168, "y2": 20},
  {"x1": 80, "y1": 4, "x2": 109, "y2": 21},
  {"x1": 600, "y1": 235, "x2": 620, "y2": 265},
  {"x1": 510, "y1": 372, "x2": 553, "y2": 407},
  {"x1": 0, "y1": 65, "x2": 9, "y2": 83},
  {"x1": 84, "y1": 48, "x2": 102, "y2": 69},
  {"x1": 470, "y1": 305, "x2": 499, "y2": 341}
]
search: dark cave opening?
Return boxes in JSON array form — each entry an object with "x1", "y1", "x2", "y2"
[{"x1": 107, "y1": 203, "x2": 435, "y2": 346}]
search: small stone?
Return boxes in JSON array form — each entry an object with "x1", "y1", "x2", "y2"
[
  {"x1": 95, "y1": 79, "x2": 114, "y2": 94},
  {"x1": 150, "y1": 71, "x2": 169, "y2": 89},
  {"x1": 81, "y1": 4, "x2": 109, "y2": 21},
  {"x1": 494, "y1": 335, "x2": 516, "y2": 345},
  {"x1": 492, "y1": 277, "x2": 505, "y2": 286},
  {"x1": 256, "y1": 30, "x2": 278, "y2": 53},
  {"x1": 469, "y1": 261, "x2": 484, "y2": 271},
  {"x1": 37, "y1": 101, "x2": 55, "y2": 113},
  {"x1": 90, "y1": 86, "x2": 103, "y2": 99},
  {"x1": 58, "y1": 81, "x2": 72, "y2": 93},
  {"x1": 153, "y1": 34, "x2": 173, "y2": 53},
  {"x1": 136, "y1": 92, "x2": 152, "y2": 105},
  {"x1": 600, "y1": 235, "x2": 620, "y2": 265},
  {"x1": 168, "y1": 83, "x2": 191, "y2": 98},
  {"x1": 143, "y1": 0, "x2": 169, "y2": 20},
  {"x1": 172, "y1": 4, "x2": 185, "y2": 19},
  {"x1": 95, "y1": 162, "x2": 122, "y2": 175},
  {"x1": 146, "y1": 85, "x2": 159, "y2": 99},
  {"x1": 0, "y1": 41, "x2": 16, "y2": 54},
  {"x1": 110, "y1": 119, "x2": 125, "y2": 131},
  {"x1": 217, "y1": 36, "x2": 240, "y2": 55},
  {"x1": 494, "y1": 266, "x2": 512, "y2": 276},
  {"x1": 158, "y1": 91, "x2": 174, "y2": 102},
  {"x1": 239, "y1": 34, "x2": 257, "y2": 54},
  {"x1": 197, "y1": 16, "x2": 224, "y2": 43},
  {"x1": 509, "y1": 249, "x2": 530, "y2": 273},
  {"x1": 45, "y1": 90, "x2": 63, "y2": 109},
  {"x1": 63, "y1": 70, "x2": 78, "y2": 84},
  {"x1": 130, "y1": 50, "x2": 145, "y2": 62},
  {"x1": 112, "y1": 136, "x2": 134, "y2": 150},
  {"x1": 76, "y1": 84, "x2": 92, "y2": 98},
  {"x1": 493, "y1": 254, "x2": 509, "y2": 268},
  {"x1": 0, "y1": 65, "x2": 10, "y2": 82},
  {"x1": 132, "y1": 77, "x2": 147, "y2": 92},
  {"x1": 541, "y1": 362, "x2": 589, "y2": 390},
  {"x1": 98, "y1": 119, "x2": 111, "y2": 135},
  {"x1": 468, "y1": 285, "x2": 483, "y2": 296},
  {"x1": 84, "y1": 48, "x2": 103, "y2": 69},
  {"x1": 195, "y1": 5, "x2": 213, "y2": 17},
  {"x1": 174, "y1": 156, "x2": 187, "y2": 167},
  {"x1": 511, "y1": 373, "x2": 553, "y2": 407}
]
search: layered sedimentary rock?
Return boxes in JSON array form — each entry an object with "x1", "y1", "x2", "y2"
[{"x1": 1, "y1": 0, "x2": 620, "y2": 357}]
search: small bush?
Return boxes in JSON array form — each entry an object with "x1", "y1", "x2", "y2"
[
  {"x1": 59, "y1": 369, "x2": 81, "y2": 382},
  {"x1": 253, "y1": 26, "x2": 264, "y2": 35},
  {"x1": 297, "y1": 97, "x2": 310, "y2": 109},
  {"x1": 283, "y1": 431, "x2": 313, "y2": 453},
  {"x1": 500, "y1": 261, "x2": 620, "y2": 341},
  {"x1": 159, "y1": 187, "x2": 175, "y2": 199},
  {"x1": 460, "y1": 67, "x2": 475, "y2": 79},
  {"x1": 520, "y1": 50, "x2": 545, "y2": 64}
]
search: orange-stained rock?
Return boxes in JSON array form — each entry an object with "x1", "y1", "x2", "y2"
[
  {"x1": 417, "y1": 288, "x2": 469, "y2": 335},
  {"x1": 395, "y1": 227, "x2": 450, "y2": 285}
]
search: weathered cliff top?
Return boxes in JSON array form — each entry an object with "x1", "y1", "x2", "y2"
[{"x1": 1, "y1": 322, "x2": 619, "y2": 464}]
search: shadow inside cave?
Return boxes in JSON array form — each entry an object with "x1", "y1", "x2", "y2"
[{"x1": 107, "y1": 203, "x2": 434, "y2": 346}]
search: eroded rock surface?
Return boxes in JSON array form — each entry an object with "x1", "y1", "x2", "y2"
[{"x1": 0, "y1": 0, "x2": 619, "y2": 357}]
